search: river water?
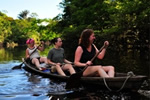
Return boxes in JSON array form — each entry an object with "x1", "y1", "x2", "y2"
[{"x1": 0, "y1": 46, "x2": 149, "y2": 100}]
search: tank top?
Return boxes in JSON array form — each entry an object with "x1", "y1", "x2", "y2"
[
  {"x1": 80, "y1": 44, "x2": 96, "y2": 64},
  {"x1": 27, "y1": 46, "x2": 40, "y2": 59}
]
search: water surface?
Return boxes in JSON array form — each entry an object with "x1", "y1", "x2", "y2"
[{"x1": 0, "y1": 46, "x2": 149, "y2": 100}]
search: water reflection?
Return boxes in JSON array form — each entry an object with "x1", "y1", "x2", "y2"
[
  {"x1": 46, "y1": 89, "x2": 150, "y2": 100},
  {"x1": 0, "y1": 94, "x2": 49, "y2": 100}
]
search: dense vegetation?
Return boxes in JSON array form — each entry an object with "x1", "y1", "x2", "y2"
[{"x1": 0, "y1": 0, "x2": 149, "y2": 52}]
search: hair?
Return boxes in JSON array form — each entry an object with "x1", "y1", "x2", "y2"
[
  {"x1": 50, "y1": 37, "x2": 59, "y2": 45},
  {"x1": 79, "y1": 29, "x2": 94, "y2": 48},
  {"x1": 26, "y1": 38, "x2": 34, "y2": 44}
]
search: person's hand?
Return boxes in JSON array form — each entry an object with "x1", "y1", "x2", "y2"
[
  {"x1": 56, "y1": 63, "x2": 61, "y2": 66},
  {"x1": 104, "y1": 41, "x2": 109, "y2": 49},
  {"x1": 26, "y1": 55, "x2": 30, "y2": 59},
  {"x1": 86, "y1": 61, "x2": 93, "y2": 66}
]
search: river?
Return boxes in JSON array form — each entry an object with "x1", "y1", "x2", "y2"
[{"x1": 0, "y1": 45, "x2": 149, "y2": 100}]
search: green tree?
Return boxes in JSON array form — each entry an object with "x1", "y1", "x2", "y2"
[
  {"x1": 6, "y1": 19, "x2": 29, "y2": 44},
  {"x1": 0, "y1": 11, "x2": 12, "y2": 44},
  {"x1": 18, "y1": 10, "x2": 29, "y2": 19},
  {"x1": 57, "y1": 0, "x2": 150, "y2": 50}
]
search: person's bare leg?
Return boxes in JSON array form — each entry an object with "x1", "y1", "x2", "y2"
[
  {"x1": 32, "y1": 58, "x2": 42, "y2": 70},
  {"x1": 97, "y1": 68, "x2": 109, "y2": 77},
  {"x1": 55, "y1": 65, "x2": 66, "y2": 76},
  {"x1": 83, "y1": 66, "x2": 109, "y2": 77},
  {"x1": 40, "y1": 57, "x2": 47, "y2": 64},
  {"x1": 63, "y1": 64, "x2": 76, "y2": 75},
  {"x1": 108, "y1": 66, "x2": 115, "y2": 77},
  {"x1": 102, "y1": 66, "x2": 115, "y2": 77}
]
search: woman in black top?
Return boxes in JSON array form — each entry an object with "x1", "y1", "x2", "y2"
[{"x1": 74, "y1": 29, "x2": 115, "y2": 77}]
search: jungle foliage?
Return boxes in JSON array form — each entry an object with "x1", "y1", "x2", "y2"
[{"x1": 0, "y1": 0, "x2": 149, "y2": 51}]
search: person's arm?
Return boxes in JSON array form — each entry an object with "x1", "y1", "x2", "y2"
[
  {"x1": 96, "y1": 41, "x2": 109, "y2": 59},
  {"x1": 25, "y1": 48, "x2": 30, "y2": 59},
  {"x1": 47, "y1": 59, "x2": 57, "y2": 65},
  {"x1": 74, "y1": 46, "x2": 87, "y2": 67},
  {"x1": 64, "y1": 59, "x2": 72, "y2": 64}
]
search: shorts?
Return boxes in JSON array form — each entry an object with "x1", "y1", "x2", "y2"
[{"x1": 30, "y1": 57, "x2": 41, "y2": 63}]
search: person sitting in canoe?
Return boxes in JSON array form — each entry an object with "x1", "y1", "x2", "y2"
[
  {"x1": 74, "y1": 29, "x2": 115, "y2": 77},
  {"x1": 26, "y1": 38, "x2": 47, "y2": 70},
  {"x1": 47, "y1": 37, "x2": 76, "y2": 76}
]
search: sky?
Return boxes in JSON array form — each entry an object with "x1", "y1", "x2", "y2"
[{"x1": 0, "y1": 0, "x2": 63, "y2": 19}]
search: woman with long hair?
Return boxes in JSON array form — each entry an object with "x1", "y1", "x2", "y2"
[{"x1": 74, "y1": 29, "x2": 115, "y2": 77}]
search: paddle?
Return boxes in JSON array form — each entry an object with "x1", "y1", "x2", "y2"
[
  {"x1": 12, "y1": 44, "x2": 41, "y2": 70},
  {"x1": 65, "y1": 45, "x2": 105, "y2": 89}
]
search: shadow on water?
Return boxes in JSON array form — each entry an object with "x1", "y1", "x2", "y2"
[
  {"x1": 47, "y1": 90, "x2": 150, "y2": 100},
  {"x1": 0, "y1": 46, "x2": 149, "y2": 100}
]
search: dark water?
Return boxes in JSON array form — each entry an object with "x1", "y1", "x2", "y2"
[{"x1": 0, "y1": 46, "x2": 149, "y2": 100}]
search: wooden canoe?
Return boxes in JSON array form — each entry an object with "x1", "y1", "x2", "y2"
[{"x1": 23, "y1": 60, "x2": 147, "y2": 92}]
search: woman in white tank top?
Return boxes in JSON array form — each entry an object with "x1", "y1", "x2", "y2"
[{"x1": 25, "y1": 38, "x2": 47, "y2": 70}]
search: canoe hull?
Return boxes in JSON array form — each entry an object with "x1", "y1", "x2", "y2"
[
  {"x1": 23, "y1": 61, "x2": 147, "y2": 91},
  {"x1": 80, "y1": 76, "x2": 147, "y2": 91}
]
